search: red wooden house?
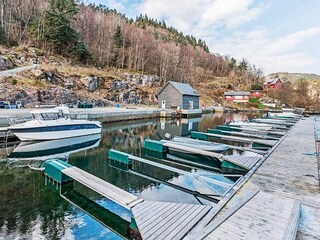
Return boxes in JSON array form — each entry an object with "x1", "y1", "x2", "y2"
[
  {"x1": 250, "y1": 90, "x2": 262, "y2": 98},
  {"x1": 224, "y1": 91, "x2": 250, "y2": 103},
  {"x1": 263, "y1": 78, "x2": 282, "y2": 90}
]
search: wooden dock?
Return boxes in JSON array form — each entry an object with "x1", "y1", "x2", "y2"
[
  {"x1": 145, "y1": 140, "x2": 264, "y2": 172},
  {"x1": 185, "y1": 190, "x2": 301, "y2": 240},
  {"x1": 45, "y1": 160, "x2": 218, "y2": 239},
  {"x1": 217, "y1": 125, "x2": 287, "y2": 137},
  {"x1": 184, "y1": 117, "x2": 320, "y2": 240},
  {"x1": 207, "y1": 128, "x2": 280, "y2": 140},
  {"x1": 191, "y1": 131, "x2": 278, "y2": 147},
  {"x1": 128, "y1": 155, "x2": 233, "y2": 190},
  {"x1": 62, "y1": 166, "x2": 143, "y2": 209},
  {"x1": 222, "y1": 155, "x2": 262, "y2": 171},
  {"x1": 132, "y1": 201, "x2": 212, "y2": 240}
]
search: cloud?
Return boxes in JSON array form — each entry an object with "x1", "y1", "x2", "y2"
[
  {"x1": 208, "y1": 27, "x2": 320, "y2": 73},
  {"x1": 139, "y1": 0, "x2": 265, "y2": 32},
  {"x1": 88, "y1": 0, "x2": 320, "y2": 74},
  {"x1": 200, "y1": 0, "x2": 264, "y2": 28}
]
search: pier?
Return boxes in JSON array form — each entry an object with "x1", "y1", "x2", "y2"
[
  {"x1": 42, "y1": 116, "x2": 319, "y2": 239},
  {"x1": 0, "y1": 107, "x2": 161, "y2": 125},
  {"x1": 186, "y1": 117, "x2": 320, "y2": 239},
  {"x1": 44, "y1": 159, "x2": 216, "y2": 239},
  {"x1": 191, "y1": 131, "x2": 278, "y2": 148},
  {"x1": 144, "y1": 139, "x2": 263, "y2": 172}
]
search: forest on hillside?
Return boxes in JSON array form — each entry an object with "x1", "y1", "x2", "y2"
[{"x1": 0, "y1": 0, "x2": 263, "y2": 88}]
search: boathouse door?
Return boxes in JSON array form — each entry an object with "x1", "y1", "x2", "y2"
[
  {"x1": 161, "y1": 100, "x2": 166, "y2": 108},
  {"x1": 189, "y1": 101, "x2": 194, "y2": 109}
]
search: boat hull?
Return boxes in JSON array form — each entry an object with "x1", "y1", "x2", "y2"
[{"x1": 11, "y1": 128, "x2": 102, "y2": 141}]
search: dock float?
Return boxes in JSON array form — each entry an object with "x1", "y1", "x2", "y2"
[
  {"x1": 44, "y1": 159, "x2": 143, "y2": 209},
  {"x1": 109, "y1": 149, "x2": 233, "y2": 190},
  {"x1": 185, "y1": 190, "x2": 301, "y2": 240},
  {"x1": 191, "y1": 131, "x2": 277, "y2": 148},
  {"x1": 132, "y1": 201, "x2": 212, "y2": 239},
  {"x1": 216, "y1": 125, "x2": 286, "y2": 137},
  {"x1": 45, "y1": 159, "x2": 218, "y2": 239},
  {"x1": 207, "y1": 128, "x2": 280, "y2": 140},
  {"x1": 144, "y1": 139, "x2": 263, "y2": 172}
]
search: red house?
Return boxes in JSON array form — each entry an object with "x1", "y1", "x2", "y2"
[
  {"x1": 263, "y1": 78, "x2": 282, "y2": 90},
  {"x1": 224, "y1": 91, "x2": 250, "y2": 103},
  {"x1": 250, "y1": 90, "x2": 262, "y2": 98}
]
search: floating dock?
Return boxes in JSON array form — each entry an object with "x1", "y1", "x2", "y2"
[
  {"x1": 109, "y1": 149, "x2": 234, "y2": 197},
  {"x1": 144, "y1": 139, "x2": 263, "y2": 172},
  {"x1": 184, "y1": 117, "x2": 320, "y2": 240},
  {"x1": 44, "y1": 159, "x2": 218, "y2": 240},
  {"x1": 191, "y1": 131, "x2": 277, "y2": 148},
  {"x1": 207, "y1": 128, "x2": 280, "y2": 140},
  {"x1": 216, "y1": 125, "x2": 286, "y2": 137},
  {"x1": 44, "y1": 159, "x2": 143, "y2": 209}
]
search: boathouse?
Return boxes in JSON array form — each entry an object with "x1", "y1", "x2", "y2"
[
  {"x1": 224, "y1": 91, "x2": 250, "y2": 103},
  {"x1": 157, "y1": 81, "x2": 200, "y2": 110},
  {"x1": 263, "y1": 78, "x2": 282, "y2": 90}
]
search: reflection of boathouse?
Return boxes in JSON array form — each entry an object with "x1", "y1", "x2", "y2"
[{"x1": 157, "y1": 118, "x2": 200, "y2": 138}]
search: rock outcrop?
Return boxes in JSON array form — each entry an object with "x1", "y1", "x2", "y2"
[{"x1": 0, "y1": 55, "x2": 14, "y2": 70}]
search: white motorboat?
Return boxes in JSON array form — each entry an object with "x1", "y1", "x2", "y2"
[{"x1": 8, "y1": 106, "x2": 102, "y2": 141}]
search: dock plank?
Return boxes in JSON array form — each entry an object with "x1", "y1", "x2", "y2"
[
  {"x1": 223, "y1": 155, "x2": 262, "y2": 170},
  {"x1": 190, "y1": 191, "x2": 299, "y2": 240},
  {"x1": 132, "y1": 201, "x2": 212, "y2": 240},
  {"x1": 203, "y1": 132, "x2": 278, "y2": 146},
  {"x1": 62, "y1": 167, "x2": 141, "y2": 209}
]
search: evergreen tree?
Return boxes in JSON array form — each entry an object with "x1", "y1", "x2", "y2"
[
  {"x1": 44, "y1": 0, "x2": 79, "y2": 55},
  {"x1": 73, "y1": 41, "x2": 91, "y2": 63},
  {"x1": 238, "y1": 59, "x2": 248, "y2": 71},
  {"x1": 228, "y1": 57, "x2": 237, "y2": 69},
  {"x1": 0, "y1": 27, "x2": 6, "y2": 45},
  {"x1": 110, "y1": 26, "x2": 123, "y2": 66}
]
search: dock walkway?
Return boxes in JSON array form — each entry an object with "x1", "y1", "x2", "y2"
[
  {"x1": 62, "y1": 166, "x2": 143, "y2": 209},
  {"x1": 45, "y1": 160, "x2": 216, "y2": 239},
  {"x1": 190, "y1": 117, "x2": 320, "y2": 239}
]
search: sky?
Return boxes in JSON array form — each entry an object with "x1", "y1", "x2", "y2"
[{"x1": 84, "y1": 0, "x2": 320, "y2": 75}]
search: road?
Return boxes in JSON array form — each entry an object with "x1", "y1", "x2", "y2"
[{"x1": 0, "y1": 64, "x2": 39, "y2": 77}]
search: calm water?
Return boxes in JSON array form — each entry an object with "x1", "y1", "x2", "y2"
[{"x1": 0, "y1": 112, "x2": 255, "y2": 239}]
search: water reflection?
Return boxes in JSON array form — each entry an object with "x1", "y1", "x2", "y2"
[{"x1": 0, "y1": 113, "x2": 255, "y2": 239}]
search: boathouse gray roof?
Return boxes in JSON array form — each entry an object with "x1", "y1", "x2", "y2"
[
  {"x1": 158, "y1": 81, "x2": 200, "y2": 96},
  {"x1": 224, "y1": 91, "x2": 251, "y2": 96}
]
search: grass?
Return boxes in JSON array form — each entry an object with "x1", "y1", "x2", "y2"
[{"x1": 249, "y1": 98, "x2": 267, "y2": 109}]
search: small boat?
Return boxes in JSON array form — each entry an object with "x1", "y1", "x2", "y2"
[
  {"x1": 8, "y1": 106, "x2": 102, "y2": 141},
  {"x1": 161, "y1": 136, "x2": 229, "y2": 153}
]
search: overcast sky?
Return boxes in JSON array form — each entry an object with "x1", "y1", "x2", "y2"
[{"x1": 84, "y1": 0, "x2": 320, "y2": 75}]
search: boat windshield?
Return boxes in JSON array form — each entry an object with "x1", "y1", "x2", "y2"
[{"x1": 32, "y1": 111, "x2": 69, "y2": 120}]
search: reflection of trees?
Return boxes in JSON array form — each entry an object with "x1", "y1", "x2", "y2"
[
  {"x1": 0, "y1": 166, "x2": 71, "y2": 239},
  {"x1": 102, "y1": 122, "x2": 158, "y2": 153}
]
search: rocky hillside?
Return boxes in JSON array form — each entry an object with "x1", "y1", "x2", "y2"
[
  {"x1": 267, "y1": 72, "x2": 320, "y2": 83},
  {"x1": 0, "y1": 45, "x2": 243, "y2": 108},
  {"x1": 0, "y1": 46, "x2": 161, "y2": 107}
]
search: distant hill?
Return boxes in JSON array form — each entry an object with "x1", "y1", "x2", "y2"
[{"x1": 267, "y1": 72, "x2": 320, "y2": 83}]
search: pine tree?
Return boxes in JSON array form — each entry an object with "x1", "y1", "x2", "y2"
[
  {"x1": 110, "y1": 26, "x2": 123, "y2": 66},
  {"x1": 44, "y1": 0, "x2": 79, "y2": 55},
  {"x1": 73, "y1": 42, "x2": 91, "y2": 63}
]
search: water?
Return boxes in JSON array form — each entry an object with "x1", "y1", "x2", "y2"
[{"x1": 0, "y1": 112, "x2": 255, "y2": 239}]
